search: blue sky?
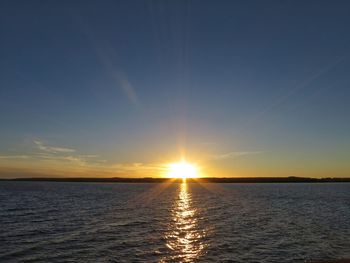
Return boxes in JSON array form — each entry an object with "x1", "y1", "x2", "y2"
[{"x1": 0, "y1": 0, "x2": 350, "y2": 177}]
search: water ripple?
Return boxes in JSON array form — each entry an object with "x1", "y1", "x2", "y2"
[{"x1": 0, "y1": 182, "x2": 349, "y2": 262}]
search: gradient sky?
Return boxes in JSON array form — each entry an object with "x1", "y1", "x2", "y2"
[{"x1": 1, "y1": 0, "x2": 350, "y2": 178}]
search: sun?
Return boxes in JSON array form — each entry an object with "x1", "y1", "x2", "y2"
[{"x1": 167, "y1": 160, "x2": 199, "y2": 179}]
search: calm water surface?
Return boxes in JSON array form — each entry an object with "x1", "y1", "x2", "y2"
[{"x1": 0, "y1": 182, "x2": 349, "y2": 262}]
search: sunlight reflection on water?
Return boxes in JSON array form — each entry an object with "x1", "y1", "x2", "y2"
[{"x1": 162, "y1": 181, "x2": 209, "y2": 262}]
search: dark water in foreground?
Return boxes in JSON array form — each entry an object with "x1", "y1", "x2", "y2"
[{"x1": 0, "y1": 182, "x2": 349, "y2": 263}]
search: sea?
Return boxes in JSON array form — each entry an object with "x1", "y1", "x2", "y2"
[{"x1": 0, "y1": 181, "x2": 349, "y2": 262}]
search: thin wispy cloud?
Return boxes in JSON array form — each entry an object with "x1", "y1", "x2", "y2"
[
  {"x1": 0, "y1": 140, "x2": 107, "y2": 170},
  {"x1": 110, "y1": 162, "x2": 162, "y2": 172},
  {"x1": 36, "y1": 154, "x2": 85, "y2": 165},
  {"x1": 0, "y1": 155, "x2": 30, "y2": 159},
  {"x1": 213, "y1": 151, "x2": 265, "y2": 160},
  {"x1": 3, "y1": 140, "x2": 178, "y2": 177},
  {"x1": 96, "y1": 44, "x2": 138, "y2": 105},
  {"x1": 250, "y1": 56, "x2": 346, "y2": 123},
  {"x1": 34, "y1": 140, "x2": 76, "y2": 154},
  {"x1": 72, "y1": 12, "x2": 138, "y2": 105},
  {"x1": 32, "y1": 140, "x2": 106, "y2": 167}
]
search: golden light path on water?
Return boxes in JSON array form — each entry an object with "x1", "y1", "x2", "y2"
[{"x1": 161, "y1": 180, "x2": 209, "y2": 262}]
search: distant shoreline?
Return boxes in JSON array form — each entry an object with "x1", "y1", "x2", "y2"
[{"x1": 1, "y1": 177, "x2": 349, "y2": 183}]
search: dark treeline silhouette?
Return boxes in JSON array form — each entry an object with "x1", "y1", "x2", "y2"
[{"x1": 2, "y1": 176, "x2": 350, "y2": 183}]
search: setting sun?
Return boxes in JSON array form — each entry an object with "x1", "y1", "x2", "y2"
[{"x1": 167, "y1": 160, "x2": 199, "y2": 179}]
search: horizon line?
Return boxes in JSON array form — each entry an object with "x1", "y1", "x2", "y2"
[{"x1": 1, "y1": 176, "x2": 349, "y2": 183}]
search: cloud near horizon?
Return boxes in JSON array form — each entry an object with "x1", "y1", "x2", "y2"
[
  {"x1": 0, "y1": 140, "x2": 162, "y2": 178},
  {"x1": 34, "y1": 140, "x2": 76, "y2": 154},
  {"x1": 0, "y1": 155, "x2": 30, "y2": 159},
  {"x1": 213, "y1": 151, "x2": 265, "y2": 160}
]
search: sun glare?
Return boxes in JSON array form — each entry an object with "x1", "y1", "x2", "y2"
[{"x1": 167, "y1": 160, "x2": 199, "y2": 179}]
